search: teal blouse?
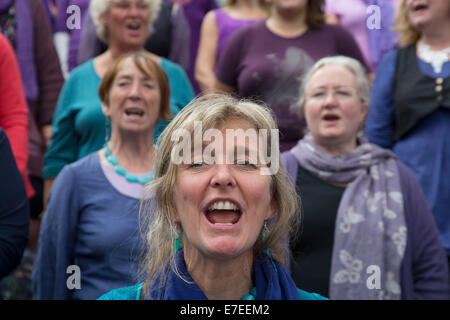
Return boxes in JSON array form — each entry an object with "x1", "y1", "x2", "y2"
[
  {"x1": 98, "y1": 283, "x2": 328, "y2": 300},
  {"x1": 43, "y1": 58, "x2": 194, "y2": 179}
]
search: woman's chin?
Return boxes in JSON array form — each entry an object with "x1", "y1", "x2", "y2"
[{"x1": 203, "y1": 239, "x2": 250, "y2": 261}]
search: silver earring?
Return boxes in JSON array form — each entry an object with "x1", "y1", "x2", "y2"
[{"x1": 261, "y1": 220, "x2": 270, "y2": 241}]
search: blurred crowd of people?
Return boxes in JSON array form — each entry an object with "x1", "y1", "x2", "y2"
[{"x1": 0, "y1": 0, "x2": 448, "y2": 300}]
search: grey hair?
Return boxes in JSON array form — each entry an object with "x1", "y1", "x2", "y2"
[
  {"x1": 89, "y1": 0, "x2": 162, "y2": 43},
  {"x1": 292, "y1": 56, "x2": 370, "y2": 117}
]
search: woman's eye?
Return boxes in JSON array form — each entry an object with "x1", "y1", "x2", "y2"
[
  {"x1": 236, "y1": 159, "x2": 257, "y2": 169},
  {"x1": 337, "y1": 90, "x2": 351, "y2": 96},
  {"x1": 311, "y1": 91, "x2": 325, "y2": 98},
  {"x1": 115, "y1": 2, "x2": 130, "y2": 9},
  {"x1": 190, "y1": 162, "x2": 205, "y2": 169}
]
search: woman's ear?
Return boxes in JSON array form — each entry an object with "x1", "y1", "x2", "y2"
[
  {"x1": 101, "y1": 101, "x2": 111, "y2": 118},
  {"x1": 99, "y1": 11, "x2": 107, "y2": 26},
  {"x1": 361, "y1": 101, "x2": 369, "y2": 123},
  {"x1": 266, "y1": 199, "x2": 278, "y2": 221},
  {"x1": 169, "y1": 207, "x2": 181, "y2": 224}
]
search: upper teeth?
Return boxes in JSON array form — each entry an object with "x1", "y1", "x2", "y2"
[
  {"x1": 208, "y1": 201, "x2": 239, "y2": 211},
  {"x1": 126, "y1": 109, "x2": 144, "y2": 116}
]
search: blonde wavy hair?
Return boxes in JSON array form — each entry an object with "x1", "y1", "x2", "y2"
[
  {"x1": 394, "y1": 0, "x2": 421, "y2": 46},
  {"x1": 138, "y1": 94, "x2": 300, "y2": 297},
  {"x1": 89, "y1": 0, "x2": 162, "y2": 43}
]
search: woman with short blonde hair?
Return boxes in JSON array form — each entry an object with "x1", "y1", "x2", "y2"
[
  {"x1": 393, "y1": 0, "x2": 421, "y2": 46},
  {"x1": 90, "y1": 0, "x2": 161, "y2": 43}
]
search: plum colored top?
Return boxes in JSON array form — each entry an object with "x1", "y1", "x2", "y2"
[{"x1": 216, "y1": 22, "x2": 366, "y2": 151}]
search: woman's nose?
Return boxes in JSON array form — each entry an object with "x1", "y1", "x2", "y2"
[
  {"x1": 128, "y1": 3, "x2": 139, "y2": 16},
  {"x1": 128, "y1": 82, "x2": 141, "y2": 99},
  {"x1": 210, "y1": 165, "x2": 236, "y2": 188},
  {"x1": 323, "y1": 90, "x2": 338, "y2": 106}
]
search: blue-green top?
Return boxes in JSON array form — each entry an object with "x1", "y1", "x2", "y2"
[
  {"x1": 44, "y1": 58, "x2": 194, "y2": 179},
  {"x1": 98, "y1": 283, "x2": 328, "y2": 300}
]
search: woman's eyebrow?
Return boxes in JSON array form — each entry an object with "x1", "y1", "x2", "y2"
[
  {"x1": 116, "y1": 74, "x2": 132, "y2": 81},
  {"x1": 115, "y1": 74, "x2": 156, "y2": 82}
]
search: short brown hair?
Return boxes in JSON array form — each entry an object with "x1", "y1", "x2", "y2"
[{"x1": 99, "y1": 50, "x2": 172, "y2": 121}]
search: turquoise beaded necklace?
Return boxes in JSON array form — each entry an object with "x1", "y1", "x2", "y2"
[
  {"x1": 241, "y1": 287, "x2": 257, "y2": 300},
  {"x1": 104, "y1": 144, "x2": 154, "y2": 185}
]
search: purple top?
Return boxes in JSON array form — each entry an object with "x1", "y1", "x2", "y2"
[
  {"x1": 0, "y1": 0, "x2": 38, "y2": 100},
  {"x1": 55, "y1": 0, "x2": 90, "y2": 71},
  {"x1": 214, "y1": 8, "x2": 262, "y2": 60},
  {"x1": 100, "y1": 157, "x2": 152, "y2": 200},
  {"x1": 179, "y1": 0, "x2": 218, "y2": 94},
  {"x1": 216, "y1": 22, "x2": 366, "y2": 151},
  {"x1": 325, "y1": 0, "x2": 400, "y2": 71}
]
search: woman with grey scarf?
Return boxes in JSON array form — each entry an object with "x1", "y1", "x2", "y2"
[{"x1": 282, "y1": 56, "x2": 449, "y2": 300}]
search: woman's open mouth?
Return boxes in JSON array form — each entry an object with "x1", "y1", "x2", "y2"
[
  {"x1": 126, "y1": 22, "x2": 144, "y2": 36},
  {"x1": 124, "y1": 107, "x2": 145, "y2": 117},
  {"x1": 322, "y1": 113, "x2": 340, "y2": 123},
  {"x1": 204, "y1": 200, "x2": 242, "y2": 226},
  {"x1": 127, "y1": 22, "x2": 141, "y2": 30},
  {"x1": 412, "y1": 2, "x2": 428, "y2": 14}
]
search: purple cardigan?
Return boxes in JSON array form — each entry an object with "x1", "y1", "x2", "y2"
[{"x1": 282, "y1": 151, "x2": 449, "y2": 299}]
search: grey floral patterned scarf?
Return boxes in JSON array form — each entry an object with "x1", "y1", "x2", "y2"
[{"x1": 290, "y1": 134, "x2": 406, "y2": 300}]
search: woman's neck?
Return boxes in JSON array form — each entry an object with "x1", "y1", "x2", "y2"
[
  {"x1": 105, "y1": 132, "x2": 155, "y2": 174},
  {"x1": 227, "y1": 0, "x2": 267, "y2": 19},
  {"x1": 314, "y1": 136, "x2": 357, "y2": 158},
  {"x1": 184, "y1": 247, "x2": 253, "y2": 300},
  {"x1": 266, "y1": 9, "x2": 308, "y2": 38},
  {"x1": 313, "y1": 137, "x2": 357, "y2": 187},
  {"x1": 420, "y1": 22, "x2": 450, "y2": 50}
]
